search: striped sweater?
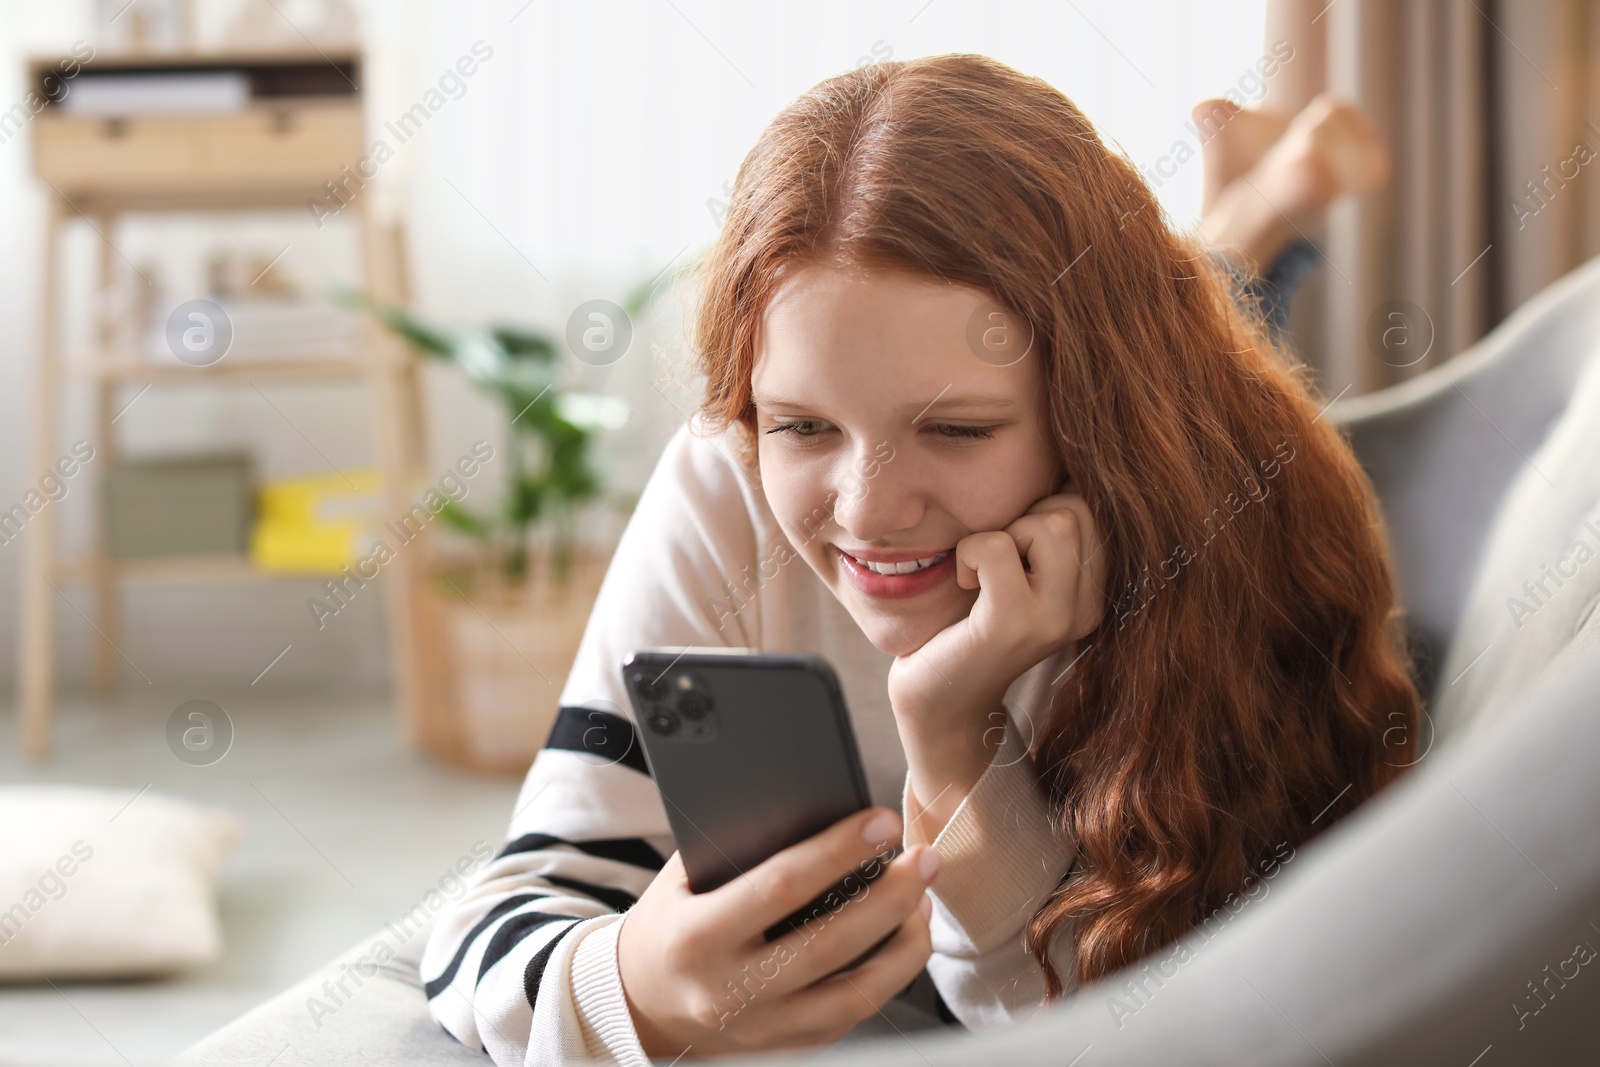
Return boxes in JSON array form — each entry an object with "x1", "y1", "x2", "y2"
[{"x1": 419, "y1": 416, "x2": 1081, "y2": 1064}]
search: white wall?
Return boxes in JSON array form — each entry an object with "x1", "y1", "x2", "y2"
[{"x1": 0, "y1": 0, "x2": 1269, "y2": 694}]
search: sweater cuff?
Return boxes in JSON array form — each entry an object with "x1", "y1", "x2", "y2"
[
  {"x1": 904, "y1": 708, "x2": 1074, "y2": 952},
  {"x1": 570, "y1": 915, "x2": 652, "y2": 1066}
]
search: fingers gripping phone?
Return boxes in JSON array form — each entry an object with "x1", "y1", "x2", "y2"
[{"x1": 621, "y1": 648, "x2": 901, "y2": 950}]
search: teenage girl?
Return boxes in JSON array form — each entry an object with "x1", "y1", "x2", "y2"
[{"x1": 421, "y1": 53, "x2": 1418, "y2": 1065}]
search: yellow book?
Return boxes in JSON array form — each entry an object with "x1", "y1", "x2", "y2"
[{"x1": 250, "y1": 470, "x2": 380, "y2": 574}]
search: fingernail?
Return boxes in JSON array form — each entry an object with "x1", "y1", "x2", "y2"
[
  {"x1": 862, "y1": 810, "x2": 901, "y2": 844},
  {"x1": 917, "y1": 847, "x2": 942, "y2": 882},
  {"x1": 919, "y1": 891, "x2": 933, "y2": 920}
]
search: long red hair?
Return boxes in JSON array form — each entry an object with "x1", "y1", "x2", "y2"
[{"x1": 690, "y1": 54, "x2": 1420, "y2": 996}]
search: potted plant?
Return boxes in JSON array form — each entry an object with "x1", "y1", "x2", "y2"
[{"x1": 341, "y1": 290, "x2": 643, "y2": 774}]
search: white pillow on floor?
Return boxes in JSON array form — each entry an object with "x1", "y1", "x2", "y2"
[{"x1": 0, "y1": 784, "x2": 243, "y2": 980}]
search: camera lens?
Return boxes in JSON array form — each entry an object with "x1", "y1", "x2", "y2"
[
  {"x1": 632, "y1": 670, "x2": 667, "y2": 703},
  {"x1": 646, "y1": 707, "x2": 680, "y2": 736},
  {"x1": 677, "y1": 690, "x2": 711, "y2": 720}
]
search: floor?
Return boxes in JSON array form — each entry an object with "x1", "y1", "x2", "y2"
[{"x1": 0, "y1": 686, "x2": 522, "y2": 1067}]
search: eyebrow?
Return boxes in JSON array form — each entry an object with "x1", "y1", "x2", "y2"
[{"x1": 753, "y1": 392, "x2": 1019, "y2": 420}]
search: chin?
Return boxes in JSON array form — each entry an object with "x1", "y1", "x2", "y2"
[
  {"x1": 865, "y1": 624, "x2": 920, "y2": 658},
  {"x1": 848, "y1": 602, "x2": 953, "y2": 658}
]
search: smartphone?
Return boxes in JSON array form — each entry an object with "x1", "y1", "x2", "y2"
[{"x1": 621, "y1": 647, "x2": 900, "y2": 947}]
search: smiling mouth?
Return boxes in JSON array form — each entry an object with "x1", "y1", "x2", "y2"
[
  {"x1": 832, "y1": 544, "x2": 959, "y2": 604},
  {"x1": 841, "y1": 550, "x2": 952, "y2": 575}
]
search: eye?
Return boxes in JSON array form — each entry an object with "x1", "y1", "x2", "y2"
[
  {"x1": 764, "y1": 420, "x2": 828, "y2": 438},
  {"x1": 928, "y1": 423, "x2": 996, "y2": 440}
]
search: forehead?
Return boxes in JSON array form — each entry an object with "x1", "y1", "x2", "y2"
[{"x1": 752, "y1": 263, "x2": 1037, "y2": 406}]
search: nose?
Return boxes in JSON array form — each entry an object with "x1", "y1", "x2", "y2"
[{"x1": 828, "y1": 441, "x2": 923, "y2": 544}]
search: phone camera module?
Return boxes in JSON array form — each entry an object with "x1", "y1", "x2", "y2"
[
  {"x1": 677, "y1": 690, "x2": 711, "y2": 720},
  {"x1": 635, "y1": 668, "x2": 718, "y2": 742}
]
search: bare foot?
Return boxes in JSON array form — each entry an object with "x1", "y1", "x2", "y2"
[
  {"x1": 1192, "y1": 98, "x2": 1293, "y2": 215},
  {"x1": 1248, "y1": 94, "x2": 1391, "y2": 221},
  {"x1": 1198, "y1": 93, "x2": 1392, "y2": 269}
]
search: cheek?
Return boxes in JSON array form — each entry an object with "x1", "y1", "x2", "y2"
[
  {"x1": 939, "y1": 442, "x2": 1055, "y2": 528},
  {"x1": 759, "y1": 449, "x2": 833, "y2": 547}
]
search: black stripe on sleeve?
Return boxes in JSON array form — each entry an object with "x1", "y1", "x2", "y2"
[
  {"x1": 522, "y1": 920, "x2": 584, "y2": 1012},
  {"x1": 545, "y1": 705, "x2": 650, "y2": 777},
  {"x1": 424, "y1": 892, "x2": 548, "y2": 1000},
  {"x1": 542, "y1": 873, "x2": 639, "y2": 913},
  {"x1": 497, "y1": 832, "x2": 666, "y2": 871},
  {"x1": 476, "y1": 911, "x2": 574, "y2": 987},
  {"x1": 934, "y1": 983, "x2": 964, "y2": 1028}
]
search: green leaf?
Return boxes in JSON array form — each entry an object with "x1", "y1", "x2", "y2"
[
  {"x1": 384, "y1": 310, "x2": 457, "y2": 359},
  {"x1": 334, "y1": 285, "x2": 629, "y2": 585},
  {"x1": 490, "y1": 326, "x2": 558, "y2": 361},
  {"x1": 436, "y1": 499, "x2": 493, "y2": 540},
  {"x1": 337, "y1": 288, "x2": 458, "y2": 359},
  {"x1": 508, "y1": 476, "x2": 545, "y2": 525}
]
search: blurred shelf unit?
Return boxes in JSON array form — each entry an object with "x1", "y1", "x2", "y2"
[
  {"x1": 53, "y1": 552, "x2": 269, "y2": 587},
  {"x1": 17, "y1": 48, "x2": 436, "y2": 762},
  {"x1": 64, "y1": 355, "x2": 369, "y2": 382},
  {"x1": 30, "y1": 49, "x2": 362, "y2": 208}
]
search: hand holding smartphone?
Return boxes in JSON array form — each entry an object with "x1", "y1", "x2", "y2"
[
  {"x1": 613, "y1": 648, "x2": 943, "y2": 1058},
  {"x1": 621, "y1": 648, "x2": 892, "y2": 938}
]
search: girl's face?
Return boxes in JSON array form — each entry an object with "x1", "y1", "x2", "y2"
[{"x1": 752, "y1": 264, "x2": 1067, "y2": 657}]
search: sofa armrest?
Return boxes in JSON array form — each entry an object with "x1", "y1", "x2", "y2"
[
  {"x1": 171, "y1": 915, "x2": 486, "y2": 1067},
  {"x1": 1332, "y1": 252, "x2": 1600, "y2": 686}
]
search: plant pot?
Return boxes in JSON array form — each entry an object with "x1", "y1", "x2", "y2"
[{"x1": 416, "y1": 546, "x2": 612, "y2": 775}]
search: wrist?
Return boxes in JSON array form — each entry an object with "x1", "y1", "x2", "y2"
[
  {"x1": 902, "y1": 719, "x2": 1000, "y2": 848},
  {"x1": 893, "y1": 687, "x2": 1007, "y2": 772},
  {"x1": 615, "y1": 915, "x2": 678, "y2": 1059}
]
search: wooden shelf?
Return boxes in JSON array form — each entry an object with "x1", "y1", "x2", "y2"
[
  {"x1": 33, "y1": 101, "x2": 363, "y2": 204},
  {"x1": 29, "y1": 46, "x2": 362, "y2": 73},
  {"x1": 55, "y1": 552, "x2": 287, "y2": 587},
  {"x1": 65, "y1": 355, "x2": 370, "y2": 383},
  {"x1": 18, "y1": 45, "x2": 434, "y2": 765},
  {"x1": 53, "y1": 552, "x2": 372, "y2": 587}
]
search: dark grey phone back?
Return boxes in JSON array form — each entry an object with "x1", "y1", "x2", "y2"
[{"x1": 621, "y1": 648, "x2": 872, "y2": 895}]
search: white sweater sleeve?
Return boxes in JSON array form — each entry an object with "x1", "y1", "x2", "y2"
[
  {"x1": 904, "y1": 705, "x2": 1079, "y2": 1028},
  {"x1": 420, "y1": 420, "x2": 764, "y2": 1065}
]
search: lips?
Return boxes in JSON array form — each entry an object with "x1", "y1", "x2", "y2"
[{"x1": 835, "y1": 545, "x2": 956, "y2": 599}]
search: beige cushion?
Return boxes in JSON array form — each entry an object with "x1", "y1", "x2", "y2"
[{"x1": 0, "y1": 784, "x2": 242, "y2": 979}]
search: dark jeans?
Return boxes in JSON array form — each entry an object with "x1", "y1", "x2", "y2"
[{"x1": 1227, "y1": 237, "x2": 1320, "y2": 340}]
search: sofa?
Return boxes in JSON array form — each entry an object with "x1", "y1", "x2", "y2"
[{"x1": 174, "y1": 254, "x2": 1600, "y2": 1065}]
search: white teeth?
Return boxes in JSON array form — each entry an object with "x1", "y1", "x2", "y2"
[{"x1": 849, "y1": 550, "x2": 950, "y2": 575}]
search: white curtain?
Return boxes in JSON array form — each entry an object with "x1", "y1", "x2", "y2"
[
  {"x1": 370, "y1": 0, "x2": 1269, "y2": 298},
  {"x1": 353, "y1": 0, "x2": 1271, "y2": 490},
  {"x1": 0, "y1": 0, "x2": 1269, "y2": 687}
]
